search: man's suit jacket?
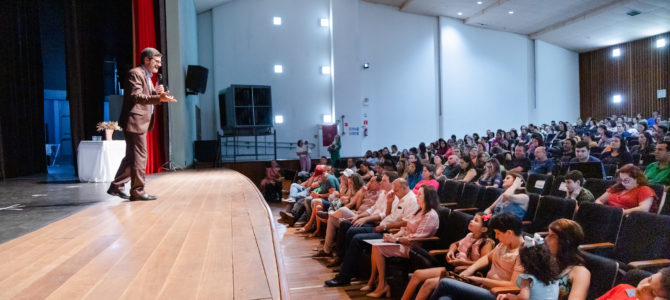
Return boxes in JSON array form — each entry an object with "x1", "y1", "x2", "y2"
[{"x1": 119, "y1": 66, "x2": 162, "y2": 134}]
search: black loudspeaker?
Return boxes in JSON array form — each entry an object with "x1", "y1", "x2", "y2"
[
  {"x1": 185, "y1": 65, "x2": 208, "y2": 95},
  {"x1": 194, "y1": 140, "x2": 218, "y2": 162}
]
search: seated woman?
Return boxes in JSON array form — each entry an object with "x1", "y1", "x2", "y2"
[
  {"x1": 429, "y1": 213, "x2": 525, "y2": 300},
  {"x1": 412, "y1": 165, "x2": 440, "y2": 195},
  {"x1": 401, "y1": 212, "x2": 495, "y2": 300},
  {"x1": 434, "y1": 155, "x2": 446, "y2": 177},
  {"x1": 484, "y1": 172, "x2": 529, "y2": 220},
  {"x1": 259, "y1": 160, "x2": 283, "y2": 202},
  {"x1": 477, "y1": 158, "x2": 503, "y2": 188},
  {"x1": 595, "y1": 164, "x2": 657, "y2": 214},
  {"x1": 544, "y1": 219, "x2": 591, "y2": 300},
  {"x1": 600, "y1": 136, "x2": 633, "y2": 168},
  {"x1": 407, "y1": 160, "x2": 424, "y2": 190},
  {"x1": 397, "y1": 158, "x2": 409, "y2": 179},
  {"x1": 630, "y1": 132, "x2": 655, "y2": 162},
  {"x1": 455, "y1": 156, "x2": 478, "y2": 183},
  {"x1": 363, "y1": 185, "x2": 440, "y2": 298},
  {"x1": 596, "y1": 267, "x2": 670, "y2": 300}
]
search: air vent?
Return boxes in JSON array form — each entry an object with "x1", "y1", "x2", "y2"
[{"x1": 626, "y1": 10, "x2": 641, "y2": 16}]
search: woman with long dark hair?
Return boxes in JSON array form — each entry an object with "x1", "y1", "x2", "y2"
[
  {"x1": 363, "y1": 185, "x2": 440, "y2": 298},
  {"x1": 600, "y1": 136, "x2": 633, "y2": 167},
  {"x1": 544, "y1": 219, "x2": 591, "y2": 300}
]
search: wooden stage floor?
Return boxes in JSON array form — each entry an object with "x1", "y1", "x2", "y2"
[{"x1": 0, "y1": 169, "x2": 287, "y2": 299}]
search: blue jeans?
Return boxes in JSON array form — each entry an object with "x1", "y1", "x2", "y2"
[{"x1": 430, "y1": 278, "x2": 496, "y2": 300}]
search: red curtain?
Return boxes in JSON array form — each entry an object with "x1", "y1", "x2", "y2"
[{"x1": 133, "y1": 0, "x2": 164, "y2": 174}]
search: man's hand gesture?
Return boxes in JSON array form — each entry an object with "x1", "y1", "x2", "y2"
[{"x1": 160, "y1": 91, "x2": 177, "y2": 102}]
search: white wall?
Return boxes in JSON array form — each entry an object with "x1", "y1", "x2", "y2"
[
  {"x1": 533, "y1": 40, "x2": 580, "y2": 125},
  {"x1": 167, "y1": 0, "x2": 199, "y2": 167},
  {"x1": 197, "y1": 10, "x2": 217, "y2": 140},
  {"x1": 440, "y1": 16, "x2": 534, "y2": 138}
]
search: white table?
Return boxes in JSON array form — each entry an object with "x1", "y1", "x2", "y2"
[{"x1": 77, "y1": 141, "x2": 126, "y2": 182}]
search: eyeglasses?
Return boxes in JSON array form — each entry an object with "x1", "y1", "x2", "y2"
[{"x1": 620, "y1": 177, "x2": 634, "y2": 184}]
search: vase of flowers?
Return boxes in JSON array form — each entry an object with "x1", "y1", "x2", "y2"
[{"x1": 96, "y1": 121, "x2": 123, "y2": 141}]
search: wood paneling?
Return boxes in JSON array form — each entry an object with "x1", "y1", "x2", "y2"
[{"x1": 580, "y1": 32, "x2": 670, "y2": 120}]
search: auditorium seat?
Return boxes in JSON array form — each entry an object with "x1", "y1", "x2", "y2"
[
  {"x1": 549, "y1": 175, "x2": 567, "y2": 197},
  {"x1": 525, "y1": 195, "x2": 577, "y2": 234},
  {"x1": 574, "y1": 202, "x2": 624, "y2": 245},
  {"x1": 583, "y1": 178, "x2": 616, "y2": 199},
  {"x1": 438, "y1": 179, "x2": 464, "y2": 206},
  {"x1": 583, "y1": 251, "x2": 619, "y2": 300},
  {"x1": 526, "y1": 173, "x2": 553, "y2": 195}
]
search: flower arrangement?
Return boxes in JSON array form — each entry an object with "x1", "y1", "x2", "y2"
[{"x1": 96, "y1": 121, "x2": 123, "y2": 132}]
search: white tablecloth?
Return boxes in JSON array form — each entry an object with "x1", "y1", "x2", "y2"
[{"x1": 77, "y1": 141, "x2": 126, "y2": 182}]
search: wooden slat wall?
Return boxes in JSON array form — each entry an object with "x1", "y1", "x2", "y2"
[{"x1": 580, "y1": 32, "x2": 670, "y2": 120}]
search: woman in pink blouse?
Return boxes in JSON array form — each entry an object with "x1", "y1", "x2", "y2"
[
  {"x1": 363, "y1": 184, "x2": 441, "y2": 298},
  {"x1": 260, "y1": 160, "x2": 283, "y2": 202},
  {"x1": 412, "y1": 164, "x2": 440, "y2": 195}
]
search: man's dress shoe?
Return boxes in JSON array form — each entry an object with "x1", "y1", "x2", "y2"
[{"x1": 129, "y1": 194, "x2": 158, "y2": 201}]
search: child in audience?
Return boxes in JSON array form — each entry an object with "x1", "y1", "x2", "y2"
[
  {"x1": 497, "y1": 234, "x2": 560, "y2": 300},
  {"x1": 428, "y1": 213, "x2": 525, "y2": 300},
  {"x1": 484, "y1": 172, "x2": 529, "y2": 220},
  {"x1": 401, "y1": 212, "x2": 495, "y2": 300}
]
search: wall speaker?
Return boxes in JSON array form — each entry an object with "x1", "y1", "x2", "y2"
[{"x1": 185, "y1": 65, "x2": 208, "y2": 95}]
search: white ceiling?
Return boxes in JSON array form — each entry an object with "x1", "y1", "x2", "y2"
[
  {"x1": 194, "y1": 0, "x2": 670, "y2": 52},
  {"x1": 365, "y1": 0, "x2": 670, "y2": 52}
]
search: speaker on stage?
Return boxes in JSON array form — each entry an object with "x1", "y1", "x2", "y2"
[{"x1": 185, "y1": 65, "x2": 208, "y2": 95}]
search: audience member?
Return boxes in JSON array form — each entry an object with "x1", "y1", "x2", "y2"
[
  {"x1": 506, "y1": 144, "x2": 531, "y2": 173},
  {"x1": 433, "y1": 155, "x2": 446, "y2": 177},
  {"x1": 402, "y1": 213, "x2": 494, "y2": 300},
  {"x1": 582, "y1": 132, "x2": 597, "y2": 148},
  {"x1": 280, "y1": 166, "x2": 324, "y2": 226},
  {"x1": 358, "y1": 161, "x2": 375, "y2": 182},
  {"x1": 429, "y1": 213, "x2": 524, "y2": 300},
  {"x1": 569, "y1": 141, "x2": 605, "y2": 177},
  {"x1": 600, "y1": 136, "x2": 633, "y2": 168},
  {"x1": 455, "y1": 156, "x2": 478, "y2": 183},
  {"x1": 364, "y1": 185, "x2": 440, "y2": 298},
  {"x1": 412, "y1": 164, "x2": 440, "y2": 194},
  {"x1": 391, "y1": 145, "x2": 399, "y2": 157},
  {"x1": 396, "y1": 158, "x2": 409, "y2": 179},
  {"x1": 560, "y1": 139, "x2": 576, "y2": 163},
  {"x1": 596, "y1": 164, "x2": 657, "y2": 214},
  {"x1": 407, "y1": 160, "x2": 424, "y2": 190},
  {"x1": 596, "y1": 267, "x2": 670, "y2": 300},
  {"x1": 478, "y1": 158, "x2": 503, "y2": 188},
  {"x1": 484, "y1": 172, "x2": 529, "y2": 220},
  {"x1": 529, "y1": 146, "x2": 554, "y2": 175},
  {"x1": 631, "y1": 132, "x2": 655, "y2": 160},
  {"x1": 260, "y1": 160, "x2": 283, "y2": 202},
  {"x1": 544, "y1": 219, "x2": 591, "y2": 300},
  {"x1": 296, "y1": 140, "x2": 311, "y2": 172},
  {"x1": 298, "y1": 166, "x2": 340, "y2": 233},
  {"x1": 644, "y1": 141, "x2": 670, "y2": 187},
  {"x1": 564, "y1": 170, "x2": 595, "y2": 205},
  {"x1": 442, "y1": 155, "x2": 461, "y2": 179},
  {"x1": 654, "y1": 124, "x2": 668, "y2": 143}
]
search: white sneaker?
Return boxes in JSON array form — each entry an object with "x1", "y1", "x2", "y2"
[{"x1": 282, "y1": 198, "x2": 295, "y2": 204}]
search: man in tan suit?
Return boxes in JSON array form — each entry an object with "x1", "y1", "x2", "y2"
[{"x1": 107, "y1": 47, "x2": 176, "y2": 201}]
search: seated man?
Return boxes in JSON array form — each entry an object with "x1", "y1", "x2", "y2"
[
  {"x1": 442, "y1": 154, "x2": 461, "y2": 179},
  {"x1": 529, "y1": 146, "x2": 553, "y2": 175},
  {"x1": 645, "y1": 141, "x2": 670, "y2": 187},
  {"x1": 569, "y1": 141, "x2": 605, "y2": 178},
  {"x1": 505, "y1": 144, "x2": 531, "y2": 173},
  {"x1": 325, "y1": 178, "x2": 418, "y2": 287},
  {"x1": 564, "y1": 170, "x2": 595, "y2": 206}
]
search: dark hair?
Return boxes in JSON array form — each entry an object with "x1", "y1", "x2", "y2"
[
  {"x1": 459, "y1": 155, "x2": 475, "y2": 171},
  {"x1": 419, "y1": 143, "x2": 427, "y2": 156},
  {"x1": 583, "y1": 132, "x2": 592, "y2": 138},
  {"x1": 548, "y1": 219, "x2": 585, "y2": 271},
  {"x1": 417, "y1": 185, "x2": 440, "y2": 215},
  {"x1": 612, "y1": 135, "x2": 629, "y2": 154},
  {"x1": 423, "y1": 164, "x2": 436, "y2": 179},
  {"x1": 564, "y1": 170, "x2": 585, "y2": 186},
  {"x1": 575, "y1": 141, "x2": 590, "y2": 150},
  {"x1": 382, "y1": 159, "x2": 395, "y2": 170},
  {"x1": 639, "y1": 132, "x2": 654, "y2": 148},
  {"x1": 520, "y1": 244, "x2": 560, "y2": 285},
  {"x1": 384, "y1": 171, "x2": 399, "y2": 183},
  {"x1": 659, "y1": 141, "x2": 670, "y2": 151},
  {"x1": 351, "y1": 173, "x2": 365, "y2": 192},
  {"x1": 660, "y1": 267, "x2": 670, "y2": 297},
  {"x1": 297, "y1": 139, "x2": 303, "y2": 146},
  {"x1": 140, "y1": 47, "x2": 162, "y2": 63},
  {"x1": 658, "y1": 125, "x2": 669, "y2": 134},
  {"x1": 410, "y1": 160, "x2": 423, "y2": 176},
  {"x1": 474, "y1": 212, "x2": 492, "y2": 239},
  {"x1": 489, "y1": 212, "x2": 523, "y2": 236},
  {"x1": 391, "y1": 144, "x2": 398, "y2": 149}
]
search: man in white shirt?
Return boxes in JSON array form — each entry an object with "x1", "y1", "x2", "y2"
[{"x1": 325, "y1": 178, "x2": 418, "y2": 287}]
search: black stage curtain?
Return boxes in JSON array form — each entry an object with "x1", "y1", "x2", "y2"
[
  {"x1": 63, "y1": 0, "x2": 106, "y2": 175},
  {"x1": 0, "y1": 0, "x2": 47, "y2": 179}
]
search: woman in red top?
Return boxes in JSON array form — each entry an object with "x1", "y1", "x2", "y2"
[{"x1": 595, "y1": 164, "x2": 657, "y2": 214}]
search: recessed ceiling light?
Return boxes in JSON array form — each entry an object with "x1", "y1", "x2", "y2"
[
  {"x1": 508, "y1": 10, "x2": 514, "y2": 15},
  {"x1": 657, "y1": 38, "x2": 667, "y2": 48},
  {"x1": 477, "y1": 1, "x2": 482, "y2": 4},
  {"x1": 457, "y1": 12, "x2": 463, "y2": 16},
  {"x1": 273, "y1": 17, "x2": 282, "y2": 25},
  {"x1": 274, "y1": 65, "x2": 283, "y2": 73}
]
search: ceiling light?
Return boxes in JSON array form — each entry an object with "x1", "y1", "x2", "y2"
[
  {"x1": 477, "y1": 1, "x2": 482, "y2": 4},
  {"x1": 274, "y1": 115, "x2": 284, "y2": 124},
  {"x1": 457, "y1": 12, "x2": 463, "y2": 16},
  {"x1": 657, "y1": 38, "x2": 666, "y2": 48},
  {"x1": 321, "y1": 66, "x2": 331, "y2": 75},
  {"x1": 320, "y1": 18, "x2": 329, "y2": 27},
  {"x1": 613, "y1": 94, "x2": 622, "y2": 103},
  {"x1": 273, "y1": 17, "x2": 282, "y2": 25},
  {"x1": 612, "y1": 48, "x2": 621, "y2": 57},
  {"x1": 274, "y1": 65, "x2": 283, "y2": 73},
  {"x1": 363, "y1": 63, "x2": 370, "y2": 69},
  {"x1": 508, "y1": 10, "x2": 514, "y2": 15},
  {"x1": 323, "y1": 114, "x2": 333, "y2": 123}
]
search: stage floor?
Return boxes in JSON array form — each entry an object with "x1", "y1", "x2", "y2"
[{"x1": 0, "y1": 169, "x2": 285, "y2": 299}]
